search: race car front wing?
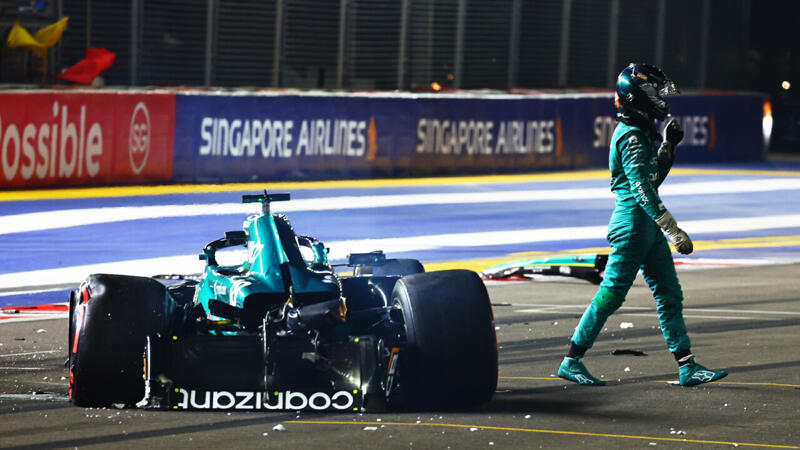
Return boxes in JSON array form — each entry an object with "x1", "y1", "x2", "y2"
[{"x1": 482, "y1": 254, "x2": 608, "y2": 285}]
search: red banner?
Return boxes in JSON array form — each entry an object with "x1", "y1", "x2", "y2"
[{"x1": 0, "y1": 92, "x2": 174, "y2": 188}]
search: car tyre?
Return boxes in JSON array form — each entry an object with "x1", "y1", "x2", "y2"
[
  {"x1": 69, "y1": 274, "x2": 176, "y2": 407},
  {"x1": 391, "y1": 270, "x2": 497, "y2": 410}
]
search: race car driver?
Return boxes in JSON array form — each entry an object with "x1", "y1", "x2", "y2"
[{"x1": 557, "y1": 63, "x2": 728, "y2": 387}]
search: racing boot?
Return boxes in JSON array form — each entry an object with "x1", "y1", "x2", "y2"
[
  {"x1": 558, "y1": 356, "x2": 606, "y2": 386},
  {"x1": 679, "y1": 357, "x2": 728, "y2": 386}
]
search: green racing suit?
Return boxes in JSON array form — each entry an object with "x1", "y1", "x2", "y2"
[{"x1": 571, "y1": 120, "x2": 690, "y2": 353}]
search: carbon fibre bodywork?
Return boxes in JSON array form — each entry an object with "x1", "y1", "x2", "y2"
[{"x1": 68, "y1": 191, "x2": 497, "y2": 412}]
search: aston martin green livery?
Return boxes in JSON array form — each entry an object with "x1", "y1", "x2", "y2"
[{"x1": 68, "y1": 191, "x2": 497, "y2": 412}]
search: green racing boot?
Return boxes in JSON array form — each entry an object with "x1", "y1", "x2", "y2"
[
  {"x1": 679, "y1": 357, "x2": 728, "y2": 386},
  {"x1": 558, "y1": 357, "x2": 606, "y2": 386}
]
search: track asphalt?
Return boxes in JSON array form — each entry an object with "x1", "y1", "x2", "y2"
[
  {"x1": 0, "y1": 264, "x2": 798, "y2": 449},
  {"x1": 1, "y1": 163, "x2": 799, "y2": 448}
]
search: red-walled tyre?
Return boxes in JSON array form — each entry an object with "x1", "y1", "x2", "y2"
[
  {"x1": 391, "y1": 270, "x2": 497, "y2": 410},
  {"x1": 68, "y1": 274, "x2": 177, "y2": 407}
]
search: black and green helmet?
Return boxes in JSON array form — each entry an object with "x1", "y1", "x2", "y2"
[{"x1": 615, "y1": 63, "x2": 679, "y2": 121}]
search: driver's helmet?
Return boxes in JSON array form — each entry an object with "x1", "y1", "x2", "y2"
[{"x1": 615, "y1": 63, "x2": 678, "y2": 121}]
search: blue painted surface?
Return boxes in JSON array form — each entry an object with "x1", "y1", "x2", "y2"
[
  {"x1": 1, "y1": 163, "x2": 799, "y2": 307},
  {"x1": 0, "y1": 290, "x2": 71, "y2": 308},
  {"x1": 2, "y1": 189, "x2": 797, "y2": 274},
  {"x1": 0, "y1": 171, "x2": 790, "y2": 215},
  {"x1": 2, "y1": 206, "x2": 609, "y2": 273}
]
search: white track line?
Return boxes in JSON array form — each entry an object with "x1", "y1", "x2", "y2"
[
  {"x1": 325, "y1": 214, "x2": 800, "y2": 259},
  {"x1": 0, "y1": 287, "x2": 69, "y2": 297},
  {"x1": 514, "y1": 304, "x2": 799, "y2": 321},
  {"x1": 684, "y1": 308, "x2": 800, "y2": 316},
  {"x1": 0, "y1": 350, "x2": 61, "y2": 358},
  {"x1": 512, "y1": 305, "x2": 800, "y2": 316},
  {"x1": 1, "y1": 213, "x2": 799, "y2": 291},
  {"x1": 0, "y1": 315, "x2": 68, "y2": 324},
  {"x1": 617, "y1": 312, "x2": 764, "y2": 321},
  {"x1": 513, "y1": 310, "x2": 769, "y2": 320},
  {"x1": 514, "y1": 311, "x2": 769, "y2": 320},
  {"x1": 0, "y1": 393, "x2": 69, "y2": 400},
  {"x1": 2, "y1": 178, "x2": 800, "y2": 235}
]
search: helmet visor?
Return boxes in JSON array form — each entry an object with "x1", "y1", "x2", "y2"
[{"x1": 659, "y1": 80, "x2": 679, "y2": 96}]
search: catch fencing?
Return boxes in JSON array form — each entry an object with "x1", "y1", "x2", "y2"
[{"x1": 2, "y1": 0, "x2": 751, "y2": 92}]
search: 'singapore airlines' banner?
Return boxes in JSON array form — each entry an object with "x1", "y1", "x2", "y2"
[
  {"x1": 172, "y1": 92, "x2": 764, "y2": 183},
  {"x1": 0, "y1": 90, "x2": 764, "y2": 187},
  {"x1": 0, "y1": 92, "x2": 175, "y2": 188}
]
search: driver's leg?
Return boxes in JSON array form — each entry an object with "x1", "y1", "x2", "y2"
[
  {"x1": 641, "y1": 235, "x2": 727, "y2": 386},
  {"x1": 559, "y1": 211, "x2": 650, "y2": 385}
]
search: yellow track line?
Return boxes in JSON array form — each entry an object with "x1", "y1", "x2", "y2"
[
  {"x1": 284, "y1": 420, "x2": 800, "y2": 449},
  {"x1": 689, "y1": 235, "x2": 800, "y2": 252},
  {"x1": 499, "y1": 376, "x2": 800, "y2": 388},
  {"x1": 0, "y1": 170, "x2": 610, "y2": 201},
  {"x1": 671, "y1": 168, "x2": 800, "y2": 177},
  {"x1": 500, "y1": 376, "x2": 565, "y2": 381},
  {"x1": 2, "y1": 167, "x2": 799, "y2": 202},
  {"x1": 422, "y1": 235, "x2": 800, "y2": 273},
  {"x1": 652, "y1": 380, "x2": 800, "y2": 388}
]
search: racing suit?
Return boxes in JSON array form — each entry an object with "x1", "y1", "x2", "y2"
[{"x1": 570, "y1": 119, "x2": 690, "y2": 353}]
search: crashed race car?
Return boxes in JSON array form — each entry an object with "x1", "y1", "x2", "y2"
[
  {"x1": 68, "y1": 191, "x2": 497, "y2": 411},
  {"x1": 482, "y1": 254, "x2": 608, "y2": 285}
]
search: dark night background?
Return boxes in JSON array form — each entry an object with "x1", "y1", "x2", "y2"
[
  {"x1": 750, "y1": 0, "x2": 800, "y2": 153},
  {"x1": 1, "y1": 0, "x2": 799, "y2": 153}
]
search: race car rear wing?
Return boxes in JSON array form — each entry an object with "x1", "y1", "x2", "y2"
[{"x1": 242, "y1": 190, "x2": 291, "y2": 213}]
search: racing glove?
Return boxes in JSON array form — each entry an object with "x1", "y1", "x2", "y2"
[
  {"x1": 658, "y1": 119, "x2": 684, "y2": 163},
  {"x1": 664, "y1": 118, "x2": 684, "y2": 147},
  {"x1": 655, "y1": 210, "x2": 694, "y2": 255}
]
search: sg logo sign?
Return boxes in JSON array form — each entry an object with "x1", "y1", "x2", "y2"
[{"x1": 129, "y1": 102, "x2": 150, "y2": 174}]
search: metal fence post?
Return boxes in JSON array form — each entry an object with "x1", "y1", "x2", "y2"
[
  {"x1": 56, "y1": 0, "x2": 63, "y2": 70},
  {"x1": 336, "y1": 0, "x2": 348, "y2": 89},
  {"x1": 453, "y1": 0, "x2": 466, "y2": 88},
  {"x1": 425, "y1": 0, "x2": 435, "y2": 85},
  {"x1": 654, "y1": 0, "x2": 665, "y2": 67},
  {"x1": 557, "y1": 0, "x2": 572, "y2": 86},
  {"x1": 86, "y1": 0, "x2": 92, "y2": 48},
  {"x1": 606, "y1": 0, "x2": 619, "y2": 87},
  {"x1": 397, "y1": 0, "x2": 409, "y2": 90},
  {"x1": 698, "y1": 0, "x2": 710, "y2": 88},
  {"x1": 740, "y1": 0, "x2": 751, "y2": 89},
  {"x1": 507, "y1": 0, "x2": 522, "y2": 88},
  {"x1": 130, "y1": 0, "x2": 139, "y2": 85},
  {"x1": 204, "y1": 0, "x2": 216, "y2": 86},
  {"x1": 272, "y1": 0, "x2": 284, "y2": 87}
]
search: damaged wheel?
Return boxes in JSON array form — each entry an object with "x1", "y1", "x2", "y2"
[
  {"x1": 69, "y1": 274, "x2": 177, "y2": 407},
  {"x1": 391, "y1": 270, "x2": 497, "y2": 409}
]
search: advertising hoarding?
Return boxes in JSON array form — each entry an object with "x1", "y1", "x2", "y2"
[{"x1": 0, "y1": 92, "x2": 175, "y2": 188}]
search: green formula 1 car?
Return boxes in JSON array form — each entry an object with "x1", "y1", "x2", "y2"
[{"x1": 67, "y1": 191, "x2": 497, "y2": 411}]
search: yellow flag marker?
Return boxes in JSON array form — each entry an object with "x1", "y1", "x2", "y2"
[{"x1": 5, "y1": 17, "x2": 69, "y2": 58}]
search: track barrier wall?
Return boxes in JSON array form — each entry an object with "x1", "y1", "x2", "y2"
[
  {"x1": 1, "y1": 91, "x2": 764, "y2": 188},
  {"x1": 0, "y1": 91, "x2": 175, "y2": 188}
]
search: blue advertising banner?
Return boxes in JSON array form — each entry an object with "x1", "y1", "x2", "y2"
[
  {"x1": 173, "y1": 92, "x2": 765, "y2": 182},
  {"x1": 173, "y1": 94, "x2": 417, "y2": 181},
  {"x1": 588, "y1": 94, "x2": 765, "y2": 166},
  {"x1": 411, "y1": 95, "x2": 596, "y2": 174}
]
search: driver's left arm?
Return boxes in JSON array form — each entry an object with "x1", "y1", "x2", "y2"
[{"x1": 655, "y1": 119, "x2": 684, "y2": 186}]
